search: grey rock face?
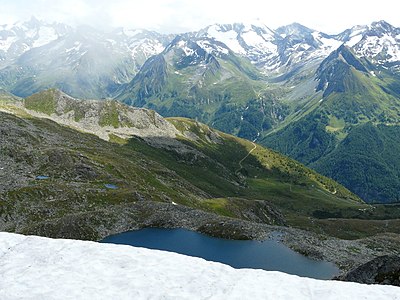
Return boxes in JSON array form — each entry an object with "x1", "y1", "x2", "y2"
[{"x1": 336, "y1": 255, "x2": 400, "y2": 286}]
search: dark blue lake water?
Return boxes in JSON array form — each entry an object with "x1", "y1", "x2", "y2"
[{"x1": 100, "y1": 228, "x2": 339, "y2": 279}]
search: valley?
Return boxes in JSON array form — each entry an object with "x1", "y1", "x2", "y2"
[
  {"x1": 1, "y1": 16, "x2": 400, "y2": 283},
  {"x1": 3, "y1": 17, "x2": 397, "y2": 204},
  {"x1": 1, "y1": 91, "x2": 400, "y2": 274}
]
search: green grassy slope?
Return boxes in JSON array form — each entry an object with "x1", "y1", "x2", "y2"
[
  {"x1": 311, "y1": 123, "x2": 400, "y2": 203},
  {"x1": 2, "y1": 91, "x2": 400, "y2": 239},
  {"x1": 262, "y1": 46, "x2": 400, "y2": 203},
  {"x1": 116, "y1": 38, "x2": 289, "y2": 142}
]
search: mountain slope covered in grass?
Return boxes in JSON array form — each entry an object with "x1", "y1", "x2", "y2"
[
  {"x1": 4, "y1": 90, "x2": 400, "y2": 241},
  {"x1": 115, "y1": 34, "x2": 289, "y2": 141},
  {"x1": 262, "y1": 45, "x2": 400, "y2": 203}
]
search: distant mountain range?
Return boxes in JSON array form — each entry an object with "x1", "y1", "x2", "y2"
[
  {"x1": 1, "y1": 17, "x2": 400, "y2": 203},
  {"x1": 0, "y1": 17, "x2": 171, "y2": 98},
  {"x1": 2, "y1": 18, "x2": 399, "y2": 98}
]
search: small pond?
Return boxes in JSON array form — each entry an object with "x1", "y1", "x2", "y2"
[
  {"x1": 104, "y1": 184, "x2": 118, "y2": 189},
  {"x1": 100, "y1": 228, "x2": 339, "y2": 279}
]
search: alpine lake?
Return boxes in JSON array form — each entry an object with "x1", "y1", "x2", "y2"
[{"x1": 101, "y1": 228, "x2": 339, "y2": 279}]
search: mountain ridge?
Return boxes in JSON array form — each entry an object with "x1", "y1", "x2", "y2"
[
  {"x1": 2, "y1": 18, "x2": 400, "y2": 203},
  {"x1": 2, "y1": 90, "x2": 372, "y2": 231},
  {"x1": 2, "y1": 18, "x2": 400, "y2": 99},
  {"x1": 2, "y1": 88, "x2": 400, "y2": 277}
]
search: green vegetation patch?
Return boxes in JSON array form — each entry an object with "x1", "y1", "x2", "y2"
[
  {"x1": 200, "y1": 198, "x2": 234, "y2": 217},
  {"x1": 326, "y1": 115, "x2": 345, "y2": 132},
  {"x1": 99, "y1": 101, "x2": 120, "y2": 128},
  {"x1": 108, "y1": 134, "x2": 128, "y2": 145},
  {"x1": 24, "y1": 89, "x2": 57, "y2": 115}
]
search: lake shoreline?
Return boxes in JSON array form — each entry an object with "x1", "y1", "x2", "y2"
[
  {"x1": 100, "y1": 227, "x2": 340, "y2": 279},
  {"x1": 102, "y1": 202, "x2": 400, "y2": 274},
  {"x1": 23, "y1": 200, "x2": 400, "y2": 275}
]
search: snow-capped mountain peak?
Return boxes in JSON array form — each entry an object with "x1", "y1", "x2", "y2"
[
  {"x1": 276, "y1": 22, "x2": 314, "y2": 37},
  {"x1": 162, "y1": 35, "x2": 221, "y2": 68},
  {"x1": 1, "y1": 18, "x2": 400, "y2": 99},
  {"x1": 195, "y1": 22, "x2": 279, "y2": 72},
  {"x1": 338, "y1": 20, "x2": 400, "y2": 71},
  {"x1": 194, "y1": 22, "x2": 349, "y2": 76},
  {"x1": 368, "y1": 20, "x2": 398, "y2": 36},
  {"x1": 0, "y1": 17, "x2": 70, "y2": 63},
  {"x1": 337, "y1": 25, "x2": 368, "y2": 47},
  {"x1": 200, "y1": 23, "x2": 247, "y2": 54},
  {"x1": 0, "y1": 19, "x2": 170, "y2": 98}
]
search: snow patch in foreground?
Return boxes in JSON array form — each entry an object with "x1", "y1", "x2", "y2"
[{"x1": 0, "y1": 232, "x2": 399, "y2": 300}]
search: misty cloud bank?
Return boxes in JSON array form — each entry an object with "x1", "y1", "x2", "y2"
[{"x1": 0, "y1": 0, "x2": 398, "y2": 34}]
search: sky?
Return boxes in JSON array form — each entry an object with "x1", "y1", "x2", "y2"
[{"x1": 0, "y1": 0, "x2": 399, "y2": 34}]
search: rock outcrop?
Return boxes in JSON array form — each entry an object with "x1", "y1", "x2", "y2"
[{"x1": 336, "y1": 255, "x2": 400, "y2": 286}]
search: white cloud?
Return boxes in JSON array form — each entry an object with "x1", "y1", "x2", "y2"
[{"x1": 0, "y1": 0, "x2": 399, "y2": 34}]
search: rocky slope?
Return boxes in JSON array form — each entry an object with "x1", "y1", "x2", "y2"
[
  {"x1": 22, "y1": 89, "x2": 179, "y2": 141},
  {"x1": 337, "y1": 255, "x2": 400, "y2": 286}
]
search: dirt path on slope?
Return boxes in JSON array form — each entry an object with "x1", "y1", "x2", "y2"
[{"x1": 235, "y1": 142, "x2": 257, "y2": 174}]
